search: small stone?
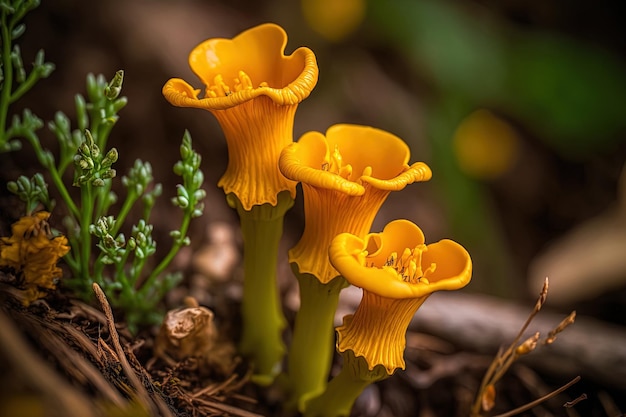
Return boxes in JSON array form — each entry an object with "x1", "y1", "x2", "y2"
[{"x1": 192, "y1": 222, "x2": 239, "y2": 282}]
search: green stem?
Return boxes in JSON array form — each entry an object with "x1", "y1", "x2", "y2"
[
  {"x1": 128, "y1": 252, "x2": 148, "y2": 288},
  {"x1": 96, "y1": 120, "x2": 113, "y2": 149},
  {"x1": 9, "y1": 4, "x2": 31, "y2": 28},
  {"x1": 109, "y1": 190, "x2": 138, "y2": 236},
  {"x1": 286, "y1": 271, "x2": 347, "y2": 412},
  {"x1": 228, "y1": 191, "x2": 293, "y2": 385},
  {"x1": 62, "y1": 248, "x2": 78, "y2": 273},
  {"x1": 115, "y1": 249, "x2": 133, "y2": 294},
  {"x1": 303, "y1": 350, "x2": 388, "y2": 417},
  {"x1": 57, "y1": 159, "x2": 70, "y2": 178},
  {"x1": 304, "y1": 369, "x2": 368, "y2": 417},
  {"x1": 90, "y1": 99, "x2": 106, "y2": 149},
  {"x1": 139, "y1": 207, "x2": 191, "y2": 295},
  {"x1": 9, "y1": 68, "x2": 42, "y2": 104},
  {"x1": 92, "y1": 253, "x2": 106, "y2": 286},
  {"x1": 50, "y1": 165, "x2": 79, "y2": 217},
  {"x1": 93, "y1": 181, "x2": 108, "y2": 220},
  {"x1": 23, "y1": 131, "x2": 79, "y2": 218},
  {"x1": 79, "y1": 183, "x2": 94, "y2": 281}
]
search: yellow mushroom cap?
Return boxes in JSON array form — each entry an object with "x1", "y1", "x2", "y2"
[
  {"x1": 330, "y1": 219, "x2": 472, "y2": 299},
  {"x1": 331, "y1": 220, "x2": 472, "y2": 374},
  {"x1": 162, "y1": 23, "x2": 319, "y2": 210},
  {"x1": 279, "y1": 125, "x2": 432, "y2": 284},
  {"x1": 163, "y1": 23, "x2": 319, "y2": 110}
]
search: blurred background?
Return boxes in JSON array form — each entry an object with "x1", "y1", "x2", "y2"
[
  {"x1": 11, "y1": 0, "x2": 626, "y2": 313},
  {"x1": 3, "y1": 0, "x2": 626, "y2": 413}
]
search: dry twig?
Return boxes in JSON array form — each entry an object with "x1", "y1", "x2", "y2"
[
  {"x1": 494, "y1": 376, "x2": 581, "y2": 417},
  {"x1": 469, "y1": 278, "x2": 578, "y2": 416},
  {"x1": 92, "y1": 283, "x2": 175, "y2": 417}
]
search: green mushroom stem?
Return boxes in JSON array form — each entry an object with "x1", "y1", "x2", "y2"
[
  {"x1": 286, "y1": 272, "x2": 347, "y2": 411},
  {"x1": 227, "y1": 190, "x2": 294, "y2": 385},
  {"x1": 303, "y1": 350, "x2": 390, "y2": 417}
]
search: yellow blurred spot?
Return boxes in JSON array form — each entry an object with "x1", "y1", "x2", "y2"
[
  {"x1": 301, "y1": 0, "x2": 366, "y2": 42},
  {"x1": 0, "y1": 395, "x2": 45, "y2": 417},
  {"x1": 453, "y1": 109, "x2": 520, "y2": 180},
  {"x1": 0, "y1": 212, "x2": 70, "y2": 305},
  {"x1": 481, "y1": 384, "x2": 496, "y2": 412}
]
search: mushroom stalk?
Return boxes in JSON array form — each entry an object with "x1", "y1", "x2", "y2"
[
  {"x1": 303, "y1": 350, "x2": 388, "y2": 417},
  {"x1": 286, "y1": 271, "x2": 347, "y2": 411},
  {"x1": 228, "y1": 191, "x2": 293, "y2": 385}
]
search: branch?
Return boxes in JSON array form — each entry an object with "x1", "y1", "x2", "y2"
[{"x1": 338, "y1": 288, "x2": 626, "y2": 389}]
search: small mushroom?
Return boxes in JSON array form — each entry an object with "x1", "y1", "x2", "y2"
[
  {"x1": 154, "y1": 297, "x2": 237, "y2": 376},
  {"x1": 304, "y1": 220, "x2": 472, "y2": 417}
]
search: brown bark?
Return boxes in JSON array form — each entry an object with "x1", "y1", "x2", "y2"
[{"x1": 338, "y1": 287, "x2": 626, "y2": 390}]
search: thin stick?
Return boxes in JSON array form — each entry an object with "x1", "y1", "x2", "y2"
[
  {"x1": 494, "y1": 376, "x2": 581, "y2": 417},
  {"x1": 192, "y1": 372, "x2": 239, "y2": 398},
  {"x1": 471, "y1": 278, "x2": 550, "y2": 416},
  {"x1": 93, "y1": 283, "x2": 173, "y2": 417},
  {"x1": 193, "y1": 397, "x2": 266, "y2": 417},
  {"x1": 506, "y1": 278, "x2": 549, "y2": 359}
]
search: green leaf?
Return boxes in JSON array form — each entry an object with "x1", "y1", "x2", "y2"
[{"x1": 507, "y1": 33, "x2": 626, "y2": 155}]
